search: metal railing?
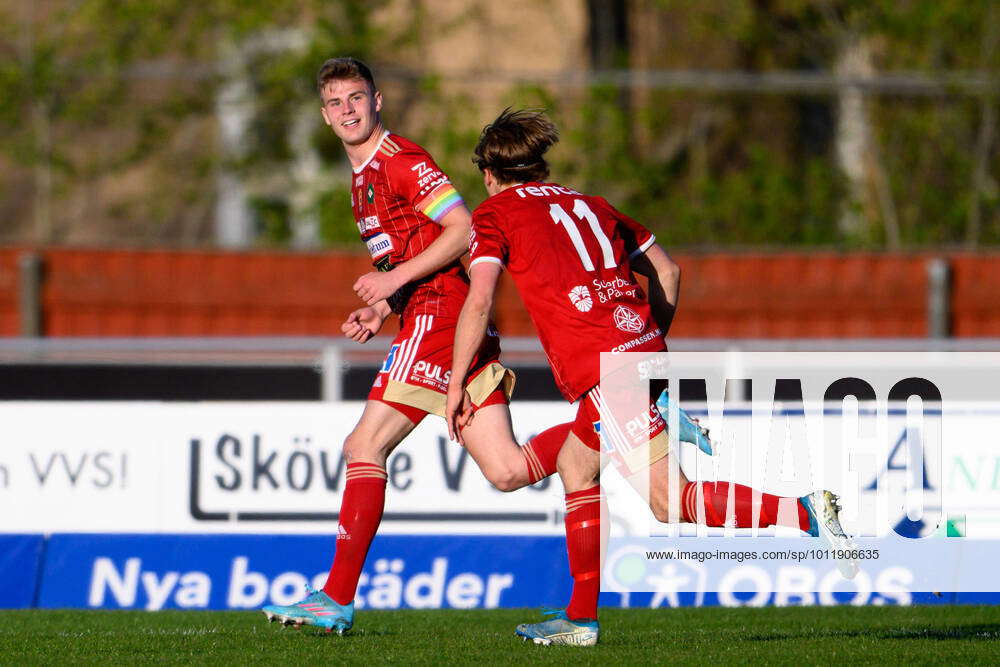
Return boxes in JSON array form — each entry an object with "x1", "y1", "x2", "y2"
[{"x1": 3, "y1": 335, "x2": 1000, "y2": 401}]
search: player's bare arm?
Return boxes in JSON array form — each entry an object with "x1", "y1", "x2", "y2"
[
  {"x1": 353, "y1": 205, "x2": 473, "y2": 305},
  {"x1": 445, "y1": 261, "x2": 502, "y2": 444},
  {"x1": 630, "y1": 242, "x2": 681, "y2": 336},
  {"x1": 341, "y1": 300, "x2": 392, "y2": 343}
]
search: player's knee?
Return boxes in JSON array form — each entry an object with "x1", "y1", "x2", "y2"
[
  {"x1": 556, "y1": 458, "x2": 596, "y2": 491},
  {"x1": 484, "y1": 464, "x2": 522, "y2": 493},
  {"x1": 651, "y1": 497, "x2": 674, "y2": 524},
  {"x1": 342, "y1": 431, "x2": 384, "y2": 463}
]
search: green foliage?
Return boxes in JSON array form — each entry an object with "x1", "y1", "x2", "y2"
[
  {"x1": 316, "y1": 187, "x2": 356, "y2": 245},
  {"x1": 1, "y1": 0, "x2": 997, "y2": 248},
  {"x1": 249, "y1": 195, "x2": 292, "y2": 245}
]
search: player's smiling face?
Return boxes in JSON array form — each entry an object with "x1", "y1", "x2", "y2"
[{"x1": 320, "y1": 78, "x2": 383, "y2": 146}]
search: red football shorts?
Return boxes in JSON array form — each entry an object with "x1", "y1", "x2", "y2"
[
  {"x1": 369, "y1": 313, "x2": 514, "y2": 424},
  {"x1": 570, "y1": 384, "x2": 670, "y2": 476}
]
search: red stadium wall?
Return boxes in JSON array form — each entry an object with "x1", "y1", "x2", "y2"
[
  {"x1": 672, "y1": 254, "x2": 929, "y2": 338},
  {"x1": 950, "y1": 255, "x2": 1000, "y2": 337},
  {"x1": 0, "y1": 249, "x2": 21, "y2": 336},
  {"x1": 0, "y1": 247, "x2": 998, "y2": 338}
]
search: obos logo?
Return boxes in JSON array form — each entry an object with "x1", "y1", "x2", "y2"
[
  {"x1": 604, "y1": 544, "x2": 707, "y2": 608},
  {"x1": 569, "y1": 285, "x2": 593, "y2": 312},
  {"x1": 613, "y1": 305, "x2": 644, "y2": 333}
]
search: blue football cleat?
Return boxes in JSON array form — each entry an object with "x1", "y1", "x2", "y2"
[
  {"x1": 656, "y1": 390, "x2": 715, "y2": 455},
  {"x1": 801, "y1": 490, "x2": 859, "y2": 580},
  {"x1": 515, "y1": 609, "x2": 599, "y2": 646},
  {"x1": 262, "y1": 586, "x2": 354, "y2": 634}
]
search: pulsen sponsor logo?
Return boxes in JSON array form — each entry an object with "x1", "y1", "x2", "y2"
[
  {"x1": 569, "y1": 285, "x2": 593, "y2": 312},
  {"x1": 365, "y1": 233, "x2": 394, "y2": 259},
  {"x1": 412, "y1": 360, "x2": 451, "y2": 385},
  {"x1": 613, "y1": 305, "x2": 644, "y2": 334},
  {"x1": 624, "y1": 404, "x2": 662, "y2": 443}
]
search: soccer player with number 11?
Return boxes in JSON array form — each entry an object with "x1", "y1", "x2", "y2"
[{"x1": 446, "y1": 108, "x2": 857, "y2": 647}]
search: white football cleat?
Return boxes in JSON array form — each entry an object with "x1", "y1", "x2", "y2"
[
  {"x1": 515, "y1": 610, "x2": 598, "y2": 647},
  {"x1": 801, "y1": 490, "x2": 859, "y2": 579}
]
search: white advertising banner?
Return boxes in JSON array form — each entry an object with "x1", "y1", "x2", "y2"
[
  {"x1": 0, "y1": 402, "x2": 574, "y2": 535},
  {"x1": 2, "y1": 394, "x2": 1000, "y2": 539}
]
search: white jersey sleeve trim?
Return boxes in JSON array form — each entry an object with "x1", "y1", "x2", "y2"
[
  {"x1": 470, "y1": 256, "x2": 505, "y2": 269},
  {"x1": 628, "y1": 234, "x2": 656, "y2": 260}
]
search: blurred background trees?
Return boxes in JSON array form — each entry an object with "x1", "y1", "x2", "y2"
[{"x1": 0, "y1": 0, "x2": 996, "y2": 250}]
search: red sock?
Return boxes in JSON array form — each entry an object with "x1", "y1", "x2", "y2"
[
  {"x1": 680, "y1": 481, "x2": 809, "y2": 531},
  {"x1": 322, "y1": 462, "x2": 388, "y2": 605},
  {"x1": 521, "y1": 422, "x2": 572, "y2": 483},
  {"x1": 564, "y1": 486, "x2": 602, "y2": 621}
]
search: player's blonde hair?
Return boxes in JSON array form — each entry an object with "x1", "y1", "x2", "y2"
[
  {"x1": 316, "y1": 57, "x2": 377, "y2": 94},
  {"x1": 473, "y1": 108, "x2": 559, "y2": 184}
]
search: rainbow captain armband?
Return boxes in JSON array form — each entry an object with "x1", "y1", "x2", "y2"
[{"x1": 417, "y1": 183, "x2": 464, "y2": 222}]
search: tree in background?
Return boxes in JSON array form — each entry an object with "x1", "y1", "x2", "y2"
[{"x1": 0, "y1": 0, "x2": 996, "y2": 249}]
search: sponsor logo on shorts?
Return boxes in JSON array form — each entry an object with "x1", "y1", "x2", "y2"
[
  {"x1": 625, "y1": 405, "x2": 664, "y2": 443},
  {"x1": 366, "y1": 232, "x2": 394, "y2": 259},
  {"x1": 381, "y1": 344, "x2": 401, "y2": 373},
  {"x1": 594, "y1": 420, "x2": 615, "y2": 454},
  {"x1": 412, "y1": 360, "x2": 451, "y2": 388},
  {"x1": 613, "y1": 305, "x2": 644, "y2": 333},
  {"x1": 569, "y1": 285, "x2": 593, "y2": 312}
]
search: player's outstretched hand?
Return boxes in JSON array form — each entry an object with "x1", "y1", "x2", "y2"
[
  {"x1": 353, "y1": 271, "x2": 403, "y2": 306},
  {"x1": 341, "y1": 306, "x2": 385, "y2": 343},
  {"x1": 445, "y1": 384, "x2": 475, "y2": 446}
]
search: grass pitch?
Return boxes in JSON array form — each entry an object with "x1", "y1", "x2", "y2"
[{"x1": 2, "y1": 606, "x2": 999, "y2": 664}]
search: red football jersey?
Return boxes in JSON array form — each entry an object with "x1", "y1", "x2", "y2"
[
  {"x1": 351, "y1": 131, "x2": 469, "y2": 318},
  {"x1": 470, "y1": 182, "x2": 666, "y2": 402}
]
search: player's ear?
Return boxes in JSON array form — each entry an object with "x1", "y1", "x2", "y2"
[
  {"x1": 373, "y1": 89, "x2": 383, "y2": 114},
  {"x1": 320, "y1": 105, "x2": 332, "y2": 127}
]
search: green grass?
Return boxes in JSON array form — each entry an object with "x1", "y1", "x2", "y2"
[{"x1": 2, "y1": 606, "x2": 999, "y2": 664}]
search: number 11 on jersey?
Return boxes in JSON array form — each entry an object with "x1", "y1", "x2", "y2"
[{"x1": 549, "y1": 200, "x2": 616, "y2": 271}]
